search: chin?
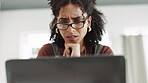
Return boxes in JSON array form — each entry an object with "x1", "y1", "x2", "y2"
[{"x1": 66, "y1": 41, "x2": 79, "y2": 44}]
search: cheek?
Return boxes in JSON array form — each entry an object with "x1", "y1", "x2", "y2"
[
  {"x1": 79, "y1": 26, "x2": 88, "y2": 36},
  {"x1": 83, "y1": 24, "x2": 88, "y2": 33},
  {"x1": 59, "y1": 31, "x2": 65, "y2": 38}
]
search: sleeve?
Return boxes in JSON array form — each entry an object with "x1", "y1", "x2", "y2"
[
  {"x1": 37, "y1": 44, "x2": 55, "y2": 58},
  {"x1": 100, "y1": 46, "x2": 114, "y2": 55}
]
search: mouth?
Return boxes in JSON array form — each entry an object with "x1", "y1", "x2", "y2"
[
  {"x1": 66, "y1": 35, "x2": 78, "y2": 38},
  {"x1": 66, "y1": 35, "x2": 78, "y2": 41}
]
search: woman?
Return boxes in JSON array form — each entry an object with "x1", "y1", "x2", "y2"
[{"x1": 38, "y1": 0, "x2": 114, "y2": 57}]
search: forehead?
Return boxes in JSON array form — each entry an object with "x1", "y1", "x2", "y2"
[{"x1": 57, "y1": 3, "x2": 87, "y2": 18}]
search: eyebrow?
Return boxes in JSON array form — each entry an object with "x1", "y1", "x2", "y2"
[{"x1": 58, "y1": 16, "x2": 83, "y2": 20}]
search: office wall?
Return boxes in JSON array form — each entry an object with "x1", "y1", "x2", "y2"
[
  {"x1": 98, "y1": 4, "x2": 148, "y2": 55},
  {"x1": 0, "y1": 8, "x2": 51, "y2": 83},
  {"x1": 0, "y1": 4, "x2": 148, "y2": 83}
]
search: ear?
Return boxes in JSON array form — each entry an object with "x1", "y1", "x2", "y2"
[
  {"x1": 87, "y1": 16, "x2": 92, "y2": 27},
  {"x1": 56, "y1": 28, "x2": 59, "y2": 33}
]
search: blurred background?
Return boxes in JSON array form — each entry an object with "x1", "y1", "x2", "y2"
[{"x1": 0, "y1": 0, "x2": 148, "y2": 83}]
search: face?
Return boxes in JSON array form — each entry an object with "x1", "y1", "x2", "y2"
[{"x1": 56, "y1": 3, "x2": 92, "y2": 44}]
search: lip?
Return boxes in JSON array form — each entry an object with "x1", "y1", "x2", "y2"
[{"x1": 66, "y1": 35, "x2": 78, "y2": 40}]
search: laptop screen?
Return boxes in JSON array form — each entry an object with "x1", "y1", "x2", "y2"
[{"x1": 6, "y1": 56, "x2": 125, "y2": 83}]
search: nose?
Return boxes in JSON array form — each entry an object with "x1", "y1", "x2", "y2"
[
  {"x1": 67, "y1": 25, "x2": 75, "y2": 32},
  {"x1": 66, "y1": 19, "x2": 75, "y2": 32}
]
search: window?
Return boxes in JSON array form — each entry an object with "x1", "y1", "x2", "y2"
[{"x1": 19, "y1": 32, "x2": 51, "y2": 59}]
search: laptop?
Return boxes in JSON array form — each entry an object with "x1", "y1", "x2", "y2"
[{"x1": 6, "y1": 56, "x2": 125, "y2": 83}]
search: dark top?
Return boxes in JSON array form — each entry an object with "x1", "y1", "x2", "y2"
[{"x1": 37, "y1": 43, "x2": 114, "y2": 57}]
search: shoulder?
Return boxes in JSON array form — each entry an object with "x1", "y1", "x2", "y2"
[
  {"x1": 100, "y1": 45, "x2": 114, "y2": 55},
  {"x1": 37, "y1": 43, "x2": 54, "y2": 57},
  {"x1": 40, "y1": 43, "x2": 53, "y2": 51}
]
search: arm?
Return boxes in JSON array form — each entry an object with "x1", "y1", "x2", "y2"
[{"x1": 37, "y1": 44, "x2": 55, "y2": 58}]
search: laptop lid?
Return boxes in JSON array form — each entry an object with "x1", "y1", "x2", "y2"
[{"x1": 6, "y1": 56, "x2": 125, "y2": 83}]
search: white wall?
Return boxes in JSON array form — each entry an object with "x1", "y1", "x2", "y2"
[
  {"x1": 0, "y1": 8, "x2": 51, "y2": 83},
  {"x1": 98, "y1": 4, "x2": 148, "y2": 55},
  {"x1": 1, "y1": 4, "x2": 148, "y2": 83}
]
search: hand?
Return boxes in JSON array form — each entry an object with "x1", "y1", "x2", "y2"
[{"x1": 63, "y1": 43, "x2": 80, "y2": 57}]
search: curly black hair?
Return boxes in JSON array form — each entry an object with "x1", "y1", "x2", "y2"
[{"x1": 48, "y1": 0, "x2": 106, "y2": 49}]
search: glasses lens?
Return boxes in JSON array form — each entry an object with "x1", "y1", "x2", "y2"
[
  {"x1": 56, "y1": 24, "x2": 67, "y2": 29},
  {"x1": 72, "y1": 22, "x2": 84, "y2": 29},
  {"x1": 56, "y1": 21, "x2": 85, "y2": 30}
]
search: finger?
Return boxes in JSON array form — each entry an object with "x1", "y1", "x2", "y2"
[
  {"x1": 63, "y1": 50, "x2": 66, "y2": 57},
  {"x1": 63, "y1": 49, "x2": 70, "y2": 57},
  {"x1": 66, "y1": 49, "x2": 71, "y2": 57}
]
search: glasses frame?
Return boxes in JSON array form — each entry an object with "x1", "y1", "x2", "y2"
[{"x1": 55, "y1": 16, "x2": 89, "y2": 30}]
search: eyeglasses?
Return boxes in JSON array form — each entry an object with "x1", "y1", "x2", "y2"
[{"x1": 55, "y1": 17, "x2": 88, "y2": 30}]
